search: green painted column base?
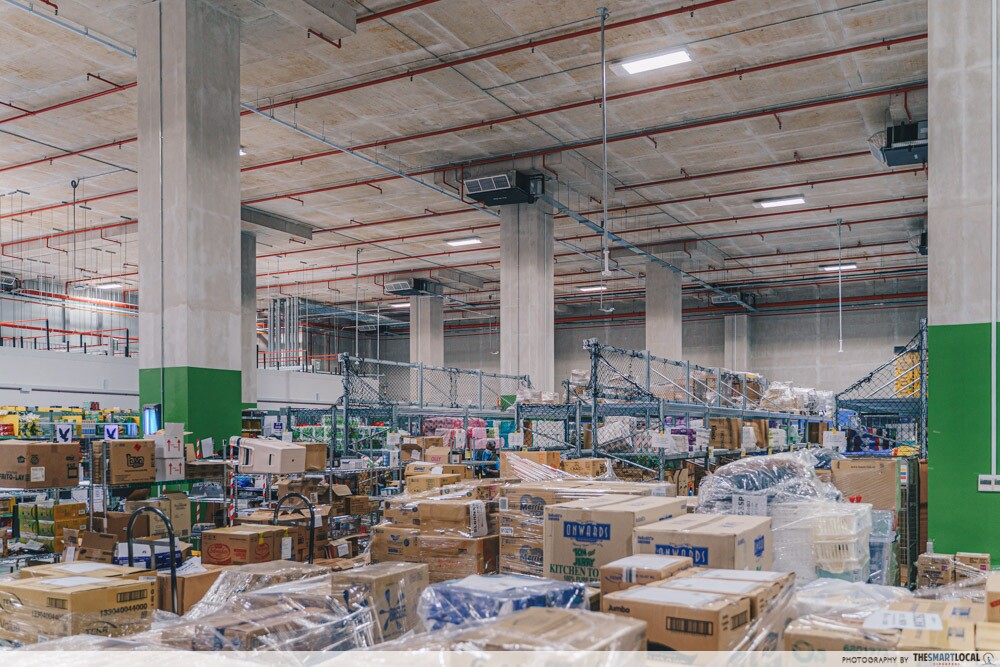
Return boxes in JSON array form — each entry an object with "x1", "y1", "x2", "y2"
[
  {"x1": 927, "y1": 323, "x2": 1000, "y2": 556},
  {"x1": 139, "y1": 366, "x2": 242, "y2": 451}
]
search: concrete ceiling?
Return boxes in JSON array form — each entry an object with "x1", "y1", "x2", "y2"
[{"x1": 0, "y1": 0, "x2": 928, "y2": 329}]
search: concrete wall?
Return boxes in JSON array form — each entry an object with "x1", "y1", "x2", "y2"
[
  {"x1": 0, "y1": 348, "x2": 345, "y2": 409},
  {"x1": 372, "y1": 306, "x2": 924, "y2": 392}
]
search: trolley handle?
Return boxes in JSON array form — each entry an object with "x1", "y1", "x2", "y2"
[
  {"x1": 273, "y1": 492, "x2": 316, "y2": 564},
  {"x1": 126, "y1": 505, "x2": 178, "y2": 615}
]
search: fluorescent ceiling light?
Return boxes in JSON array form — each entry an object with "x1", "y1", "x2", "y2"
[
  {"x1": 446, "y1": 237, "x2": 482, "y2": 247},
  {"x1": 755, "y1": 196, "x2": 806, "y2": 209},
  {"x1": 618, "y1": 48, "x2": 691, "y2": 75},
  {"x1": 390, "y1": 302, "x2": 410, "y2": 309},
  {"x1": 820, "y1": 263, "x2": 858, "y2": 272},
  {"x1": 94, "y1": 282, "x2": 122, "y2": 290},
  {"x1": 239, "y1": 147, "x2": 247, "y2": 156},
  {"x1": 579, "y1": 285, "x2": 608, "y2": 293}
]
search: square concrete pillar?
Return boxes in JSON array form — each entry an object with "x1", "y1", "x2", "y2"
[
  {"x1": 137, "y1": 0, "x2": 242, "y2": 444},
  {"x1": 645, "y1": 261, "x2": 682, "y2": 360},
  {"x1": 409, "y1": 295, "x2": 444, "y2": 367},
  {"x1": 500, "y1": 201, "x2": 554, "y2": 390},
  {"x1": 242, "y1": 232, "x2": 257, "y2": 406},
  {"x1": 724, "y1": 313, "x2": 750, "y2": 370}
]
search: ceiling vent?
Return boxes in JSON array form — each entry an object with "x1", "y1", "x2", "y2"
[
  {"x1": 711, "y1": 292, "x2": 756, "y2": 307},
  {"x1": 464, "y1": 170, "x2": 544, "y2": 206},
  {"x1": 385, "y1": 278, "x2": 444, "y2": 297},
  {"x1": 0, "y1": 273, "x2": 19, "y2": 293},
  {"x1": 873, "y1": 120, "x2": 927, "y2": 166}
]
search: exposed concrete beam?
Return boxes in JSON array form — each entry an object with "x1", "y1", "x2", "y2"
[
  {"x1": 432, "y1": 268, "x2": 486, "y2": 290},
  {"x1": 240, "y1": 206, "x2": 313, "y2": 240},
  {"x1": 265, "y1": 0, "x2": 356, "y2": 39},
  {"x1": 610, "y1": 239, "x2": 725, "y2": 268}
]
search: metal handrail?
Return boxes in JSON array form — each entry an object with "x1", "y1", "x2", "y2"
[
  {"x1": 126, "y1": 506, "x2": 178, "y2": 615},
  {"x1": 273, "y1": 492, "x2": 316, "y2": 564}
]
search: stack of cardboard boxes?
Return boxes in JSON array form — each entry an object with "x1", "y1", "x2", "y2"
[
  {"x1": 498, "y1": 480, "x2": 676, "y2": 577},
  {"x1": 917, "y1": 551, "x2": 991, "y2": 588},
  {"x1": 17, "y1": 500, "x2": 87, "y2": 552},
  {"x1": 92, "y1": 439, "x2": 156, "y2": 485},
  {"x1": 152, "y1": 424, "x2": 185, "y2": 482}
]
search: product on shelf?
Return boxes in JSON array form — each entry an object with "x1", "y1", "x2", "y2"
[
  {"x1": 0, "y1": 441, "x2": 81, "y2": 489},
  {"x1": 91, "y1": 439, "x2": 156, "y2": 485}
]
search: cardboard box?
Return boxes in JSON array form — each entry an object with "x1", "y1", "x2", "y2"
[
  {"x1": 499, "y1": 536, "x2": 544, "y2": 576},
  {"x1": 418, "y1": 498, "x2": 491, "y2": 536},
  {"x1": 200, "y1": 525, "x2": 285, "y2": 565},
  {"x1": 18, "y1": 561, "x2": 152, "y2": 580},
  {"x1": 300, "y1": 442, "x2": 328, "y2": 471},
  {"x1": 709, "y1": 418, "x2": 742, "y2": 449},
  {"x1": 600, "y1": 554, "x2": 693, "y2": 595},
  {"x1": 125, "y1": 492, "x2": 192, "y2": 538},
  {"x1": 957, "y1": 552, "x2": 991, "y2": 580},
  {"x1": 0, "y1": 441, "x2": 80, "y2": 489},
  {"x1": 658, "y1": 573, "x2": 778, "y2": 618},
  {"x1": 560, "y1": 458, "x2": 609, "y2": 477},
  {"x1": 68, "y1": 530, "x2": 117, "y2": 563},
  {"x1": 153, "y1": 430, "x2": 184, "y2": 460},
  {"x1": 418, "y1": 534, "x2": 500, "y2": 582},
  {"x1": 676, "y1": 567, "x2": 795, "y2": 592},
  {"x1": 634, "y1": 514, "x2": 773, "y2": 570},
  {"x1": 500, "y1": 451, "x2": 561, "y2": 477},
  {"x1": 917, "y1": 552, "x2": 956, "y2": 588},
  {"x1": 499, "y1": 511, "x2": 543, "y2": 539},
  {"x1": 831, "y1": 458, "x2": 901, "y2": 512},
  {"x1": 371, "y1": 525, "x2": 421, "y2": 561},
  {"x1": 0, "y1": 575, "x2": 156, "y2": 639},
  {"x1": 96, "y1": 511, "x2": 150, "y2": 542},
  {"x1": 445, "y1": 606, "x2": 647, "y2": 651},
  {"x1": 92, "y1": 440, "x2": 156, "y2": 485},
  {"x1": 112, "y1": 538, "x2": 193, "y2": 570},
  {"x1": 987, "y1": 573, "x2": 1000, "y2": 622},
  {"x1": 405, "y1": 462, "x2": 471, "y2": 479},
  {"x1": 544, "y1": 495, "x2": 687, "y2": 582},
  {"x1": 34, "y1": 501, "x2": 86, "y2": 522},
  {"x1": 424, "y1": 446, "x2": 452, "y2": 464},
  {"x1": 407, "y1": 473, "x2": 461, "y2": 493},
  {"x1": 155, "y1": 457, "x2": 186, "y2": 482},
  {"x1": 784, "y1": 618, "x2": 897, "y2": 651},
  {"x1": 346, "y1": 495, "x2": 370, "y2": 515},
  {"x1": 22, "y1": 517, "x2": 87, "y2": 538},
  {"x1": 237, "y1": 439, "x2": 305, "y2": 474},
  {"x1": 330, "y1": 562, "x2": 429, "y2": 642},
  {"x1": 157, "y1": 565, "x2": 227, "y2": 614},
  {"x1": 603, "y1": 584, "x2": 752, "y2": 651},
  {"x1": 977, "y1": 622, "x2": 1000, "y2": 650},
  {"x1": 887, "y1": 600, "x2": 976, "y2": 651}
]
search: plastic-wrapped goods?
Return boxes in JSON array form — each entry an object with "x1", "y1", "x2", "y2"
[
  {"x1": 794, "y1": 578, "x2": 913, "y2": 618},
  {"x1": 815, "y1": 390, "x2": 836, "y2": 417},
  {"x1": 416, "y1": 573, "x2": 587, "y2": 631},
  {"x1": 696, "y1": 450, "x2": 841, "y2": 515},
  {"x1": 913, "y1": 552, "x2": 992, "y2": 600},
  {"x1": 330, "y1": 562, "x2": 429, "y2": 642},
  {"x1": 761, "y1": 381, "x2": 796, "y2": 412},
  {"x1": 184, "y1": 560, "x2": 332, "y2": 619},
  {"x1": 371, "y1": 606, "x2": 646, "y2": 651},
  {"x1": 596, "y1": 420, "x2": 634, "y2": 452}
]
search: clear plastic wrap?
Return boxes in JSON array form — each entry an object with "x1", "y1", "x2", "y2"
[
  {"x1": 761, "y1": 381, "x2": 796, "y2": 412},
  {"x1": 696, "y1": 450, "x2": 841, "y2": 515},
  {"x1": 417, "y1": 573, "x2": 587, "y2": 631},
  {"x1": 370, "y1": 606, "x2": 647, "y2": 651},
  {"x1": 184, "y1": 560, "x2": 332, "y2": 619},
  {"x1": 794, "y1": 578, "x2": 913, "y2": 619},
  {"x1": 913, "y1": 552, "x2": 992, "y2": 600}
]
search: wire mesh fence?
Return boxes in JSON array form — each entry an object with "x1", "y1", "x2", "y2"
[{"x1": 836, "y1": 322, "x2": 927, "y2": 455}]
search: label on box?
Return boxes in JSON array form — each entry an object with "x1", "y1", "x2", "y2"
[
  {"x1": 336, "y1": 542, "x2": 349, "y2": 557},
  {"x1": 30, "y1": 467, "x2": 45, "y2": 482},
  {"x1": 507, "y1": 433, "x2": 524, "y2": 449},
  {"x1": 499, "y1": 497, "x2": 508, "y2": 511},
  {"x1": 732, "y1": 494, "x2": 768, "y2": 516},
  {"x1": 456, "y1": 574, "x2": 551, "y2": 593},
  {"x1": 24, "y1": 539, "x2": 43, "y2": 551},
  {"x1": 431, "y1": 466, "x2": 443, "y2": 474},
  {"x1": 650, "y1": 433, "x2": 671, "y2": 450},
  {"x1": 37, "y1": 576, "x2": 108, "y2": 588},
  {"x1": 468, "y1": 500, "x2": 488, "y2": 538},
  {"x1": 618, "y1": 586, "x2": 725, "y2": 607},
  {"x1": 281, "y1": 536, "x2": 292, "y2": 560},
  {"x1": 53, "y1": 562, "x2": 114, "y2": 574},
  {"x1": 864, "y1": 611, "x2": 943, "y2": 631},
  {"x1": 500, "y1": 527, "x2": 514, "y2": 536}
]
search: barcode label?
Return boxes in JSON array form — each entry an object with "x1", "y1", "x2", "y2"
[
  {"x1": 667, "y1": 617, "x2": 713, "y2": 636},
  {"x1": 730, "y1": 610, "x2": 750, "y2": 629},
  {"x1": 116, "y1": 589, "x2": 148, "y2": 603},
  {"x1": 499, "y1": 498, "x2": 508, "y2": 511},
  {"x1": 47, "y1": 597, "x2": 67, "y2": 610}
]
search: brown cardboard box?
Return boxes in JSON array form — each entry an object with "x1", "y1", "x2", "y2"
[
  {"x1": 0, "y1": 441, "x2": 80, "y2": 489},
  {"x1": 746, "y1": 419, "x2": 769, "y2": 448},
  {"x1": 673, "y1": 567, "x2": 795, "y2": 592},
  {"x1": 405, "y1": 462, "x2": 471, "y2": 479},
  {"x1": 957, "y1": 552, "x2": 991, "y2": 580},
  {"x1": 92, "y1": 439, "x2": 156, "y2": 485},
  {"x1": 499, "y1": 536, "x2": 544, "y2": 576},
  {"x1": 97, "y1": 511, "x2": 150, "y2": 541},
  {"x1": 603, "y1": 584, "x2": 752, "y2": 651},
  {"x1": 124, "y1": 492, "x2": 191, "y2": 538},
  {"x1": 382, "y1": 498, "x2": 421, "y2": 526},
  {"x1": 806, "y1": 422, "x2": 829, "y2": 444},
  {"x1": 499, "y1": 511, "x2": 543, "y2": 539},
  {"x1": 330, "y1": 562, "x2": 429, "y2": 642},
  {"x1": 18, "y1": 562, "x2": 152, "y2": 580},
  {"x1": 634, "y1": 514, "x2": 773, "y2": 570},
  {"x1": 419, "y1": 534, "x2": 499, "y2": 582},
  {"x1": 657, "y1": 573, "x2": 778, "y2": 619},
  {"x1": 544, "y1": 495, "x2": 687, "y2": 583},
  {"x1": 418, "y1": 498, "x2": 491, "y2": 536},
  {"x1": 917, "y1": 552, "x2": 956, "y2": 588},
  {"x1": 886, "y1": 600, "x2": 978, "y2": 650},
  {"x1": 977, "y1": 622, "x2": 1000, "y2": 650},
  {"x1": 0, "y1": 575, "x2": 156, "y2": 640},
  {"x1": 200, "y1": 525, "x2": 285, "y2": 565},
  {"x1": 784, "y1": 618, "x2": 897, "y2": 651},
  {"x1": 424, "y1": 446, "x2": 452, "y2": 464},
  {"x1": 407, "y1": 473, "x2": 461, "y2": 493},
  {"x1": 708, "y1": 418, "x2": 741, "y2": 449},
  {"x1": 157, "y1": 565, "x2": 227, "y2": 614},
  {"x1": 600, "y1": 554, "x2": 693, "y2": 595},
  {"x1": 446, "y1": 606, "x2": 647, "y2": 651},
  {"x1": 371, "y1": 525, "x2": 421, "y2": 561},
  {"x1": 276, "y1": 478, "x2": 332, "y2": 505},
  {"x1": 346, "y1": 495, "x2": 371, "y2": 515},
  {"x1": 21, "y1": 517, "x2": 87, "y2": 539},
  {"x1": 830, "y1": 458, "x2": 901, "y2": 512},
  {"x1": 300, "y1": 442, "x2": 327, "y2": 471},
  {"x1": 35, "y1": 501, "x2": 86, "y2": 521},
  {"x1": 500, "y1": 451, "x2": 561, "y2": 477},
  {"x1": 237, "y1": 505, "x2": 332, "y2": 546},
  {"x1": 560, "y1": 458, "x2": 609, "y2": 477},
  {"x1": 987, "y1": 573, "x2": 1000, "y2": 622},
  {"x1": 67, "y1": 530, "x2": 117, "y2": 563}
]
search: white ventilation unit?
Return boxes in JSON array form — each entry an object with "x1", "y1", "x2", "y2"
[{"x1": 0, "y1": 273, "x2": 18, "y2": 293}]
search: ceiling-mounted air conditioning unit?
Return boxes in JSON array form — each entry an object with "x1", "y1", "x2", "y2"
[
  {"x1": 881, "y1": 120, "x2": 927, "y2": 166},
  {"x1": 464, "y1": 170, "x2": 544, "y2": 206},
  {"x1": 385, "y1": 278, "x2": 444, "y2": 297},
  {"x1": 0, "y1": 273, "x2": 19, "y2": 293}
]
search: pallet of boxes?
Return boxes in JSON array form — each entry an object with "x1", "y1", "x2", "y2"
[{"x1": 371, "y1": 478, "x2": 508, "y2": 582}]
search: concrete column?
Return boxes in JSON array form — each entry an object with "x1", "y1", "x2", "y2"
[
  {"x1": 724, "y1": 313, "x2": 750, "y2": 370},
  {"x1": 927, "y1": 1, "x2": 1000, "y2": 554},
  {"x1": 500, "y1": 201, "x2": 554, "y2": 390},
  {"x1": 644, "y1": 262, "x2": 682, "y2": 360},
  {"x1": 409, "y1": 295, "x2": 444, "y2": 367},
  {"x1": 241, "y1": 232, "x2": 257, "y2": 406},
  {"x1": 137, "y1": 0, "x2": 242, "y2": 444}
]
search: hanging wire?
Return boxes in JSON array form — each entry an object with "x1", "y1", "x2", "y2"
[{"x1": 599, "y1": 6, "x2": 611, "y2": 278}]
